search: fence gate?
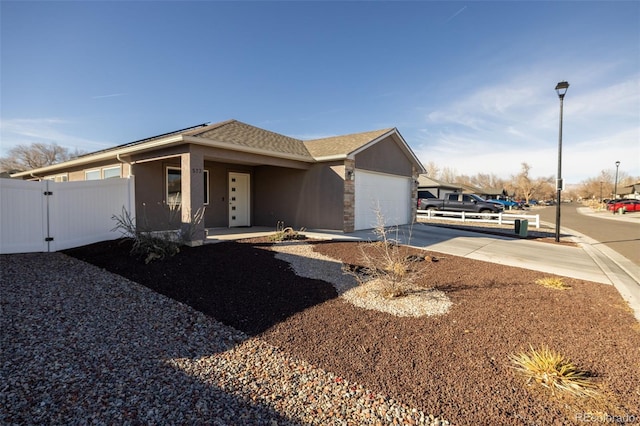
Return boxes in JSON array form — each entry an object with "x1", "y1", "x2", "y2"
[{"x1": 0, "y1": 177, "x2": 135, "y2": 254}]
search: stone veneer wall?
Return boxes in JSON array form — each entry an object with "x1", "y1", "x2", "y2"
[
  {"x1": 343, "y1": 159, "x2": 355, "y2": 233},
  {"x1": 411, "y1": 166, "x2": 419, "y2": 224}
]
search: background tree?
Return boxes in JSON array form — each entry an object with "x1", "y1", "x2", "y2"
[
  {"x1": 0, "y1": 142, "x2": 83, "y2": 173},
  {"x1": 510, "y1": 162, "x2": 553, "y2": 203},
  {"x1": 512, "y1": 162, "x2": 534, "y2": 203},
  {"x1": 578, "y1": 170, "x2": 614, "y2": 201},
  {"x1": 420, "y1": 160, "x2": 638, "y2": 203},
  {"x1": 423, "y1": 161, "x2": 441, "y2": 179},
  {"x1": 439, "y1": 167, "x2": 458, "y2": 184},
  {"x1": 535, "y1": 177, "x2": 556, "y2": 201}
]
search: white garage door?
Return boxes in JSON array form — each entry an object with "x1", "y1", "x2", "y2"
[{"x1": 354, "y1": 170, "x2": 411, "y2": 230}]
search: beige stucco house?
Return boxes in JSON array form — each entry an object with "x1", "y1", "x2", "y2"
[{"x1": 12, "y1": 119, "x2": 425, "y2": 242}]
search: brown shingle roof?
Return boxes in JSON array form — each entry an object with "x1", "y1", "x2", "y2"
[
  {"x1": 189, "y1": 120, "x2": 313, "y2": 159},
  {"x1": 303, "y1": 128, "x2": 393, "y2": 158},
  {"x1": 11, "y1": 120, "x2": 409, "y2": 178}
]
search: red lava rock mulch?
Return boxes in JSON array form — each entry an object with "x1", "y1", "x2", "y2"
[{"x1": 64, "y1": 238, "x2": 640, "y2": 425}]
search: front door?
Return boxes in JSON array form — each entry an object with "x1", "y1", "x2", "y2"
[{"x1": 228, "y1": 172, "x2": 250, "y2": 227}]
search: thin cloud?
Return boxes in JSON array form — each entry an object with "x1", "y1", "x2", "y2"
[
  {"x1": 416, "y1": 65, "x2": 640, "y2": 182},
  {"x1": 92, "y1": 93, "x2": 126, "y2": 99},
  {"x1": 0, "y1": 118, "x2": 111, "y2": 155},
  {"x1": 445, "y1": 6, "x2": 467, "y2": 23}
]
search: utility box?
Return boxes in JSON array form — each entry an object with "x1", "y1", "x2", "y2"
[{"x1": 514, "y1": 219, "x2": 529, "y2": 237}]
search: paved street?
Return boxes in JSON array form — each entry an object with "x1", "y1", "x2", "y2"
[{"x1": 537, "y1": 204, "x2": 640, "y2": 266}]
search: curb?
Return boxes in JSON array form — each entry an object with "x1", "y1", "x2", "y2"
[{"x1": 550, "y1": 221, "x2": 640, "y2": 322}]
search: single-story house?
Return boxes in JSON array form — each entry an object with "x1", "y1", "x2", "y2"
[
  {"x1": 417, "y1": 175, "x2": 507, "y2": 200},
  {"x1": 12, "y1": 119, "x2": 425, "y2": 242},
  {"x1": 620, "y1": 182, "x2": 640, "y2": 200},
  {"x1": 416, "y1": 175, "x2": 466, "y2": 199}
]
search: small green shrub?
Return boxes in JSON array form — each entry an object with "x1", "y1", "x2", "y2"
[{"x1": 509, "y1": 345, "x2": 597, "y2": 397}]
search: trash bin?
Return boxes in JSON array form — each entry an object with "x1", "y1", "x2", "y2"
[
  {"x1": 514, "y1": 219, "x2": 521, "y2": 234},
  {"x1": 516, "y1": 219, "x2": 528, "y2": 237}
]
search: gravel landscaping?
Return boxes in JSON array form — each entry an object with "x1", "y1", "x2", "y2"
[
  {"x1": 3, "y1": 233, "x2": 640, "y2": 425},
  {"x1": 1, "y1": 251, "x2": 445, "y2": 425}
]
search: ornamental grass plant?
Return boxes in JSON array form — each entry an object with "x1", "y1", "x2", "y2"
[
  {"x1": 535, "y1": 276, "x2": 571, "y2": 290},
  {"x1": 509, "y1": 345, "x2": 598, "y2": 398}
]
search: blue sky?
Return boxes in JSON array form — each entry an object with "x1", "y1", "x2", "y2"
[{"x1": 1, "y1": 1, "x2": 638, "y2": 184}]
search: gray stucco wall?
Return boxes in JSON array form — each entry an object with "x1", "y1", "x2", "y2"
[
  {"x1": 354, "y1": 135, "x2": 413, "y2": 176},
  {"x1": 133, "y1": 159, "x2": 256, "y2": 231},
  {"x1": 253, "y1": 162, "x2": 345, "y2": 230}
]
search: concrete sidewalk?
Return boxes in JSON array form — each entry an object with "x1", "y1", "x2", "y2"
[{"x1": 347, "y1": 223, "x2": 640, "y2": 321}]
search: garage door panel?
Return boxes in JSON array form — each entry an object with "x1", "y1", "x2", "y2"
[{"x1": 354, "y1": 171, "x2": 410, "y2": 230}]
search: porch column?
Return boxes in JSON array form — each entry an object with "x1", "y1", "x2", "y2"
[
  {"x1": 181, "y1": 148, "x2": 206, "y2": 245},
  {"x1": 343, "y1": 159, "x2": 355, "y2": 233}
]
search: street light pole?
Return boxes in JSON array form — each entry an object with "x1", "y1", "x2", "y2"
[
  {"x1": 614, "y1": 160, "x2": 621, "y2": 200},
  {"x1": 600, "y1": 181, "x2": 603, "y2": 203},
  {"x1": 554, "y1": 81, "x2": 569, "y2": 243}
]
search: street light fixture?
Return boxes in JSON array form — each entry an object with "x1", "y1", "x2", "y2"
[
  {"x1": 614, "y1": 160, "x2": 621, "y2": 201},
  {"x1": 554, "y1": 81, "x2": 569, "y2": 243}
]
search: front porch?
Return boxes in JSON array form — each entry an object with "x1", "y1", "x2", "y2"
[{"x1": 203, "y1": 226, "x2": 363, "y2": 243}]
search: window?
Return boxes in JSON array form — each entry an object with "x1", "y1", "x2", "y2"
[
  {"x1": 103, "y1": 166, "x2": 121, "y2": 179},
  {"x1": 44, "y1": 174, "x2": 68, "y2": 182},
  {"x1": 85, "y1": 169, "x2": 101, "y2": 180},
  {"x1": 417, "y1": 190, "x2": 435, "y2": 199},
  {"x1": 167, "y1": 167, "x2": 182, "y2": 205},
  {"x1": 166, "y1": 167, "x2": 209, "y2": 205}
]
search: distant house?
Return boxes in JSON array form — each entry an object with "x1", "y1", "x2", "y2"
[
  {"x1": 12, "y1": 119, "x2": 425, "y2": 241},
  {"x1": 416, "y1": 175, "x2": 465, "y2": 199},
  {"x1": 620, "y1": 182, "x2": 640, "y2": 200},
  {"x1": 416, "y1": 175, "x2": 506, "y2": 200}
]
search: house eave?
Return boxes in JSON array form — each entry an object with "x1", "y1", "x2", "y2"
[
  {"x1": 11, "y1": 135, "x2": 186, "y2": 178},
  {"x1": 182, "y1": 136, "x2": 315, "y2": 163},
  {"x1": 313, "y1": 154, "x2": 349, "y2": 162},
  {"x1": 349, "y1": 128, "x2": 425, "y2": 173}
]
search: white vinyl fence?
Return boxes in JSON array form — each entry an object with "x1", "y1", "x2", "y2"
[
  {"x1": 0, "y1": 177, "x2": 135, "y2": 254},
  {"x1": 416, "y1": 209, "x2": 540, "y2": 228}
]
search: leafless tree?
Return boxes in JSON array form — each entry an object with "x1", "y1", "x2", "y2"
[
  {"x1": 423, "y1": 161, "x2": 441, "y2": 179},
  {"x1": 439, "y1": 167, "x2": 459, "y2": 184},
  {"x1": 511, "y1": 163, "x2": 553, "y2": 203},
  {"x1": 0, "y1": 143, "x2": 83, "y2": 173}
]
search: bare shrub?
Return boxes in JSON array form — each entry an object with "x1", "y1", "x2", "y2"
[
  {"x1": 270, "y1": 221, "x2": 307, "y2": 242},
  {"x1": 343, "y1": 210, "x2": 431, "y2": 299}
]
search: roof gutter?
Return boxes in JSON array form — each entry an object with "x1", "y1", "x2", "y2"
[
  {"x1": 11, "y1": 135, "x2": 186, "y2": 178},
  {"x1": 311, "y1": 154, "x2": 348, "y2": 162},
  {"x1": 116, "y1": 153, "x2": 133, "y2": 177}
]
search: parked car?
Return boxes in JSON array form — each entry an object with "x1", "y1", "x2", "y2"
[
  {"x1": 417, "y1": 189, "x2": 436, "y2": 208},
  {"x1": 419, "y1": 193, "x2": 504, "y2": 214},
  {"x1": 489, "y1": 198, "x2": 522, "y2": 210},
  {"x1": 608, "y1": 199, "x2": 640, "y2": 214}
]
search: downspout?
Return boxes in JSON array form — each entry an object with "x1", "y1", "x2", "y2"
[
  {"x1": 117, "y1": 153, "x2": 133, "y2": 177},
  {"x1": 116, "y1": 153, "x2": 136, "y2": 222}
]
